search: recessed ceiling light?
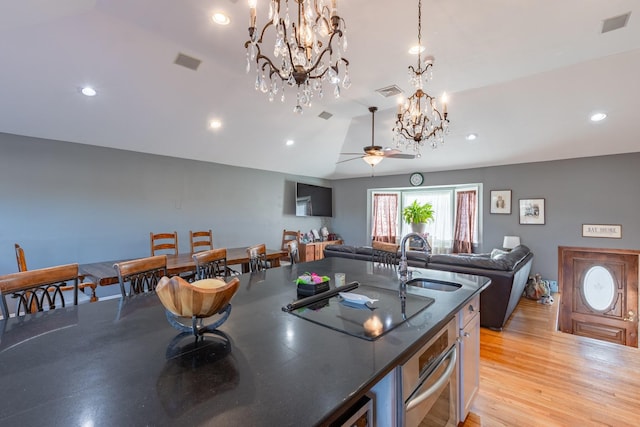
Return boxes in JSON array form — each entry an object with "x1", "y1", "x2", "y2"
[
  {"x1": 81, "y1": 86, "x2": 97, "y2": 97},
  {"x1": 212, "y1": 12, "x2": 230, "y2": 25},
  {"x1": 408, "y1": 45, "x2": 425, "y2": 55},
  {"x1": 209, "y1": 119, "x2": 222, "y2": 129},
  {"x1": 590, "y1": 112, "x2": 607, "y2": 122},
  {"x1": 465, "y1": 133, "x2": 478, "y2": 141},
  {"x1": 286, "y1": 139, "x2": 295, "y2": 146}
]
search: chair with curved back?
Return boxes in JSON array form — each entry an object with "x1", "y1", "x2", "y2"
[
  {"x1": 190, "y1": 230, "x2": 213, "y2": 253},
  {"x1": 372, "y1": 241, "x2": 400, "y2": 267},
  {"x1": 14, "y1": 243, "x2": 97, "y2": 302},
  {"x1": 0, "y1": 263, "x2": 80, "y2": 318},
  {"x1": 246, "y1": 244, "x2": 269, "y2": 272},
  {"x1": 192, "y1": 248, "x2": 228, "y2": 280},
  {"x1": 114, "y1": 255, "x2": 167, "y2": 298},
  {"x1": 150, "y1": 232, "x2": 179, "y2": 256},
  {"x1": 287, "y1": 240, "x2": 300, "y2": 265}
]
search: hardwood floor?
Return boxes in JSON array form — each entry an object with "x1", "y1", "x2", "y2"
[{"x1": 462, "y1": 296, "x2": 640, "y2": 427}]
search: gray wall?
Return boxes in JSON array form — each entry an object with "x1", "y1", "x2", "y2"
[
  {"x1": 0, "y1": 133, "x2": 330, "y2": 295},
  {"x1": 332, "y1": 153, "x2": 640, "y2": 281},
  {"x1": 3, "y1": 131, "x2": 639, "y2": 287}
]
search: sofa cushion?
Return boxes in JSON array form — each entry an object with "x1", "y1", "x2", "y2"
[
  {"x1": 429, "y1": 253, "x2": 511, "y2": 271},
  {"x1": 324, "y1": 244, "x2": 355, "y2": 254},
  {"x1": 429, "y1": 244, "x2": 531, "y2": 272},
  {"x1": 406, "y1": 250, "x2": 429, "y2": 264},
  {"x1": 355, "y1": 246, "x2": 374, "y2": 256},
  {"x1": 504, "y1": 244, "x2": 531, "y2": 270}
]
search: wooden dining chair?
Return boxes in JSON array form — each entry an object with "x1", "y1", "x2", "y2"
[
  {"x1": 14, "y1": 243, "x2": 98, "y2": 302},
  {"x1": 189, "y1": 230, "x2": 213, "y2": 253},
  {"x1": 372, "y1": 241, "x2": 400, "y2": 267},
  {"x1": 114, "y1": 255, "x2": 167, "y2": 298},
  {"x1": 150, "y1": 232, "x2": 179, "y2": 256},
  {"x1": 14, "y1": 243, "x2": 27, "y2": 272},
  {"x1": 192, "y1": 248, "x2": 228, "y2": 280},
  {"x1": 281, "y1": 229, "x2": 300, "y2": 261},
  {"x1": 287, "y1": 240, "x2": 300, "y2": 265},
  {"x1": 247, "y1": 244, "x2": 269, "y2": 272},
  {"x1": 0, "y1": 263, "x2": 79, "y2": 318}
]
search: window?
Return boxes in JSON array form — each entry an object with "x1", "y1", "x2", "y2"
[{"x1": 370, "y1": 184, "x2": 481, "y2": 254}]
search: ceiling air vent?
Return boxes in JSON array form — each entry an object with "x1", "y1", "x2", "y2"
[
  {"x1": 601, "y1": 12, "x2": 631, "y2": 34},
  {"x1": 174, "y1": 53, "x2": 202, "y2": 71},
  {"x1": 318, "y1": 111, "x2": 333, "y2": 120},
  {"x1": 376, "y1": 85, "x2": 403, "y2": 98}
]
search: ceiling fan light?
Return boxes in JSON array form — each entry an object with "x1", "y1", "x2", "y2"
[{"x1": 362, "y1": 155, "x2": 383, "y2": 166}]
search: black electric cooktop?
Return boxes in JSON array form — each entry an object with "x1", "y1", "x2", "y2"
[{"x1": 288, "y1": 284, "x2": 435, "y2": 341}]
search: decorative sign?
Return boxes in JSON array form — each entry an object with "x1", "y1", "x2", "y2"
[{"x1": 581, "y1": 224, "x2": 622, "y2": 239}]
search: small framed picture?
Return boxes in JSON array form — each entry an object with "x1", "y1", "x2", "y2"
[
  {"x1": 519, "y1": 198, "x2": 545, "y2": 225},
  {"x1": 490, "y1": 190, "x2": 511, "y2": 214}
]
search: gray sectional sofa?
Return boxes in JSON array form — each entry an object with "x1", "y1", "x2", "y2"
[{"x1": 323, "y1": 244, "x2": 533, "y2": 330}]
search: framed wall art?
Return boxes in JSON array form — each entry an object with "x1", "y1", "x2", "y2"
[
  {"x1": 519, "y1": 198, "x2": 545, "y2": 225},
  {"x1": 490, "y1": 190, "x2": 512, "y2": 214}
]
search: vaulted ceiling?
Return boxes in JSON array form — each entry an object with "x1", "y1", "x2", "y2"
[{"x1": 1, "y1": 0, "x2": 638, "y2": 179}]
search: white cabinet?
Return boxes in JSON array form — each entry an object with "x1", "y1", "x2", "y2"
[{"x1": 458, "y1": 295, "x2": 480, "y2": 424}]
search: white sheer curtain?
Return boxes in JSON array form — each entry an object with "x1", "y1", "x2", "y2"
[
  {"x1": 401, "y1": 190, "x2": 453, "y2": 254},
  {"x1": 371, "y1": 193, "x2": 398, "y2": 243}
]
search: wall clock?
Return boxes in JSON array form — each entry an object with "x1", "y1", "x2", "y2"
[{"x1": 409, "y1": 172, "x2": 424, "y2": 186}]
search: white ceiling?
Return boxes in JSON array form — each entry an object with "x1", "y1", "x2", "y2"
[{"x1": 0, "y1": 0, "x2": 638, "y2": 179}]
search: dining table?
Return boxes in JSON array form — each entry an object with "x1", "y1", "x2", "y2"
[{"x1": 78, "y1": 247, "x2": 285, "y2": 288}]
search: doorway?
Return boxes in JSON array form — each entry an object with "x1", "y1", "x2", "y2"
[{"x1": 558, "y1": 246, "x2": 639, "y2": 347}]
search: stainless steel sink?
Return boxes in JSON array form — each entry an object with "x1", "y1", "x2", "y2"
[{"x1": 406, "y1": 278, "x2": 462, "y2": 292}]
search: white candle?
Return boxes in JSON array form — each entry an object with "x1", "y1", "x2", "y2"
[
  {"x1": 249, "y1": 0, "x2": 257, "y2": 27},
  {"x1": 441, "y1": 92, "x2": 448, "y2": 115}
]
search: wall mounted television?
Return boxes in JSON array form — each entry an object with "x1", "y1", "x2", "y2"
[{"x1": 295, "y1": 183, "x2": 333, "y2": 217}]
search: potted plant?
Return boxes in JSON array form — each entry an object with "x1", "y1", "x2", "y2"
[{"x1": 402, "y1": 200, "x2": 435, "y2": 234}]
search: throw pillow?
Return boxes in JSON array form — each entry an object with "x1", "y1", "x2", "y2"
[{"x1": 490, "y1": 248, "x2": 508, "y2": 259}]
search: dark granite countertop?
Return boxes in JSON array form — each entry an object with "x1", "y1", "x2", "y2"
[{"x1": 0, "y1": 257, "x2": 489, "y2": 426}]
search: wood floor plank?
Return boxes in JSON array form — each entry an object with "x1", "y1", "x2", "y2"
[{"x1": 462, "y1": 296, "x2": 640, "y2": 427}]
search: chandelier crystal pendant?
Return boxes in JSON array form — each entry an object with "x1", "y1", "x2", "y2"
[
  {"x1": 393, "y1": 0, "x2": 449, "y2": 155},
  {"x1": 245, "y1": 0, "x2": 350, "y2": 114}
]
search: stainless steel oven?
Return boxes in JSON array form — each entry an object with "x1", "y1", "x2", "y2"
[{"x1": 400, "y1": 318, "x2": 458, "y2": 427}]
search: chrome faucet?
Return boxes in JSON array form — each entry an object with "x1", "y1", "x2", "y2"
[{"x1": 399, "y1": 232, "x2": 428, "y2": 284}]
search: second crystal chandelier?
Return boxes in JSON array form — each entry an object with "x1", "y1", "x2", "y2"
[
  {"x1": 393, "y1": 0, "x2": 450, "y2": 155},
  {"x1": 245, "y1": 0, "x2": 351, "y2": 113}
]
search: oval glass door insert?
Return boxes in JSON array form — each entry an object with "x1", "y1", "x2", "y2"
[{"x1": 582, "y1": 266, "x2": 615, "y2": 312}]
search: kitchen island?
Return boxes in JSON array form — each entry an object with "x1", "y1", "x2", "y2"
[{"x1": 0, "y1": 257, "x2": 490, "y2": 426}]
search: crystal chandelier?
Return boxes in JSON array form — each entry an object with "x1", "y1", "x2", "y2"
[
  {"x1": 245, "y1": 0, "x2": 350, "y2": 113},
  {"x1": 393, "y1": 0, "x2": 449, "y2": 155}
]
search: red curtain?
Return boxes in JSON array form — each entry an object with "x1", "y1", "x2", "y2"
[
  {"x1": 371, "y1": 194, "x2": 398, "y2": 243},
  {"x1": 453, "y1": 190, "x2": 477, "y2": 253}
]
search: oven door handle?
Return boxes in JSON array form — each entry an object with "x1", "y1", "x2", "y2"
[{"x1": 405, "y1": 345, "x2": 457, "y2": 412}]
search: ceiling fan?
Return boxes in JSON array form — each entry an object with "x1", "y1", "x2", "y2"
[{"x1": 338, "y1": 107, "x2": 415, "y2": 170}]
